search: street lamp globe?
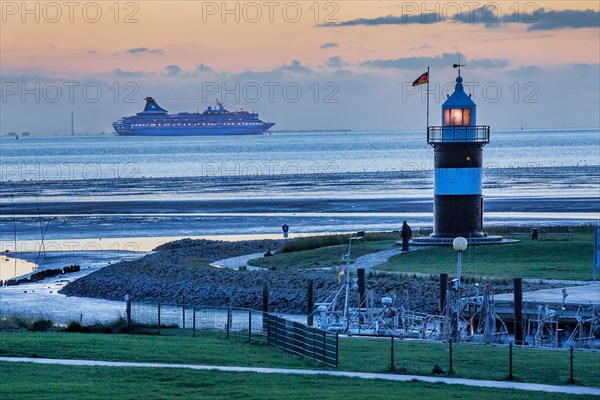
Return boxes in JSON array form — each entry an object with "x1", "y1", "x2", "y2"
[{"x1": 453, "y1": 237, "x2": 468, "y2": 252}]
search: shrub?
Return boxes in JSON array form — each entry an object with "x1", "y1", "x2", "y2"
[{"x1": 30, "y1": 318, "x2": 54, "y2": 332}]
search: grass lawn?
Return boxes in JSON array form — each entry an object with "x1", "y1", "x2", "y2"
[
  {"x1": 1, "y1": 331, "x2": 598, "y2": 387},
  {"x1": 0, "y1": 362, "x2": 595, "y2": 400},
  {"x1": 248, "y1": 240, "x2": 397, "y2": 270},
  {"x1": 339, "y1": 337, "x2": 600, "y2": 387},
  {"x1": 0, "y1": 330, "x2": 315, "y2": 369},
  {"x1": 377, "y1": 231, "x2": 595, "y2": 280}
]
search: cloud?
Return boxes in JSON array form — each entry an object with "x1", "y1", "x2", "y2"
[
  {"x1": 125, "y1": 47, "x2": 164, "y2": 55},
  {"x1": 326, "y1": 56, "x2": 345, "y2": 68},
  {"x1": 195, "y1": 64, "x2": 213, "y2": 72},
  {"x1": 469, "y1": 58, "x2": 509, "y2": 69},
  {"x1": 320, "y1": 42, "x2": 339, "y2": 49},
  {"x1": 361, "y1": 53, "x2": 509, "y2": 70},
  {"x1": 510, "y1": 65, "x2": 544, "y2": 77},
  {"x1": 525, "y1": 9, "x2": 600, "y2": 31},
  {"x1": 410, "y1": 44, "x2": 431, "y2": 51},
  {"x1": 112, "y1": 68, "x2": 148, "y2": 78},
  {"x1": 163, "y1": 65, "x2": 183, "y2": 77},
  {"x1": 277, "y1": 60, "x2": 311, "y2": 74},
  {"x1": 320, "y1": 8, "x2": 600, "y2": 31}
]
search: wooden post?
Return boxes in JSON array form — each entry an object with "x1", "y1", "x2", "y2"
[
  {"x1": 449, "y1": 339, "x2": 453, "y2": 375},
  {"x1": 440, "y1": 273, "x2": 448, "y2": 314},
  {"x1": 226, "y1": 307, "x2": 231, "y2": 339},
  {"x1": 248, "y1": 309, "x2": 252, "y2": 341},
  {"x1": 390, "y1": 336, "x2": 395, "y2": 371},
  {"x1": 192, "y1": 306, "x2": 196, "y2": 337},
  {"x1": 262, "y1": 282, "x2": 269, "y2": 312},
  {"x1": 157, "y1": 303, "x2": 161, "y2": 335},
  {"x1": 357, "y1": 268, "x2": 366, "y2": 308},
  {"x1": 125, "y1": 296, "x2": 131, "y2": 329},
  {"x1": 182, "y1": 295, "x2": 186, "y2": 329},
  {"x1": 307, "y1": 279, "x2": 314, "y2": 326},
  {"x1": 509, "y1": 341, "x2": 514, "y2": 380},
  {"x1": 514, "y1": 278, "x2": 523, "y2": 345},
  {"x1": 569, "y1": 346, "x2": 575, "y2": 384}
]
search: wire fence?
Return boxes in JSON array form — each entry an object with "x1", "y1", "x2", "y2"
[
  {"x1": 128, "y1": 300, "x2": 337, "y2": 366},
  {"x1": 265, "y1": 313, "x2": 338, "y2": 368},
  {"x1": 128, "y1": 301, "x2": 267, "y2": 342}
]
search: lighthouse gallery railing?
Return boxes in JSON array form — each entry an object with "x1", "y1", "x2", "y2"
[{"x1": 427, "y1": 126, "x2": 490, "y2": 145}]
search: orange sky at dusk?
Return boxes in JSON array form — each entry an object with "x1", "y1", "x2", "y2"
[
  {"x1": 1, "y1": 1, "x2": 599, "y2": 131},
  {"x1": 2, "y1": 1, "x2": 599, "y2": 75}
]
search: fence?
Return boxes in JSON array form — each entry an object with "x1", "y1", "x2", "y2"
[
  {"x1": 265, "y1": 313, "x2": 338, "y2": 368},
  {"x1": 127, "y1": 300, "x2": 337, "y2": 367},
  {"x1": 128, "y1": 301, "x2": 267, "y2": 342}
]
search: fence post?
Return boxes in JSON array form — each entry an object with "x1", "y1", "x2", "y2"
[
  {"x1": 182, "y1": 295, "x2": 186, "y2": 329},
  {"x1": 307, "y1": 279, "x2": 314, "y2": 326},
  {"x1": 157, "y1": 303, "x2": 161, "y2": 335},
  {"x1": 335, "y1": 332, "x2": 339, "y2": 368},
  {"x1": 323, "y1": 330, "x2": 327, "y2": 364},
  {"x1": 569, "y1": 346, "x2": 574, "y2": 384},
  {"x1": 248, "y1": 309, "x2": 252, "y2": 341},
  {"x1": 226, "y1": 307, "x2": 231, "y2": 339},
  {"x1": 449, "y1": 339, "x2": 453, "y2": 375},
  {"x1": 390, "y1": 336, "x2": 395, "y2": 372},
  {"x1": 192, "y1": 306, "x2": 196, "y2": 337},
  {"x1": 509, "y1": 341, "x2": 514, "y2": 380},
  {"x1": 125, "y1": 295, "x2": 131, "y2": 329}
]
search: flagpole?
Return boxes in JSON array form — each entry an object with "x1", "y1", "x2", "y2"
[{"x1": 426, "y1": 66, "x2": 430, "y2": 130}]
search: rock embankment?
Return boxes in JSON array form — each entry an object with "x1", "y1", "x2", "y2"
[{"x1": 59, "y1": 238, "x2": 566, "y2": 314}]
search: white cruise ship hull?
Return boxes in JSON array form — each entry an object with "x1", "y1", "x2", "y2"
[{"x1": 115, "y1": 123, "x2": 273, "y2": 136}]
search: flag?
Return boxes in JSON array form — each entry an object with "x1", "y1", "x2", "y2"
[{"x1": 412, "y1": 71, "x2": 429, "y2": 87}]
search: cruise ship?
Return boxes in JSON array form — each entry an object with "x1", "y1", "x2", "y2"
[{"x1": 113, "y1": 97, "x2": 275, "y2": 136}]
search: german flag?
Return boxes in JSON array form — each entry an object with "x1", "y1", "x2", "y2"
[{"x1": 412, "y1": 71, "x2": 429, "y2": 87}]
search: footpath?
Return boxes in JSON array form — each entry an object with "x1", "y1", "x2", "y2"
[{"x1": 1, "y1": 357, "x2": 598, "y2": 396}]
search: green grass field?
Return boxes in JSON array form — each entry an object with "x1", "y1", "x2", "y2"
[
  {"x1": 378, "y1": 231, "x2": 595, "y2": 280},
  {"x1": 248, "y1": 240, "x2": 396, "y2": 269},
  {"x1": 248, "y1": 227, "x2": 596, "y2": 280},
  {"x1": 1, "y1": 362, "x2": 594, "y2": 400},
  {"x1": 1, "y1": 331, "x2": 598, "y2": 387}
]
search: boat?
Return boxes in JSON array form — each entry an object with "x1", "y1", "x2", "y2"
[{"x1": 113, "y1": 97, "x2": 275, "y2": 136}]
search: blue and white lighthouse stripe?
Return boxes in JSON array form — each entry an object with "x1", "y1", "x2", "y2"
[{"x1": 434, "y1": 167, "x2": 482, "y2": 195}]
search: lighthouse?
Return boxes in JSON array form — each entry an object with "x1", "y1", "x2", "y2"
[{"x1": 428, "y1": 72, "x2": 490, "y2": 238}]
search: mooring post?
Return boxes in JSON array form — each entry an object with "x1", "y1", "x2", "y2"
[
  {"x1": 357, "y1": 268, "x2": 366, "y2": 309},
  {"x1": 449, "y1": 339, "x2": 453, "y2": 375},
  {"x1": 514, "y1": 278, "x2": 523, "y2": 345},
  {"x1": 509, "y1": 341, "x2": 514, "y2": 380},
  {"x1": 440, "y1": 273, "x2": 448, "y2": 314},
  {"x1": 569, "y1": 346, "x2": 575, "y2": 384},
  {"x1": 307, "y1": 279, "x2": 314, "y2": 326},
  {"x1": 192, "y1": 306, "x2": 196, "y2": 337}
]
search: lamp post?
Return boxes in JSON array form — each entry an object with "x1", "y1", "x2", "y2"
[{"x1": 452, "y1": 237, "x2": 468, "y2": 341}]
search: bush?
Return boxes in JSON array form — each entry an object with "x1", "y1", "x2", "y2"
[
  {"x1": 0, "y1": 315, "x2": 32, "y2": 331},
  {"x1": 30, "y1": 318, "x2": 54, "y2": 332}
]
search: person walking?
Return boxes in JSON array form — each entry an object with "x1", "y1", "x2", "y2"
[{"x1": 400, "y1": 221, "x2": 412, "y2": 251}]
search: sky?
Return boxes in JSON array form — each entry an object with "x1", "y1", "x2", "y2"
[{"x1": 1, "y1": 1, "x2": 599, "y2": 133}]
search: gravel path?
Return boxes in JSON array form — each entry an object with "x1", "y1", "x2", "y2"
[{"x1": 2, "y1": 357, "x2": 598, "y2": 395}]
